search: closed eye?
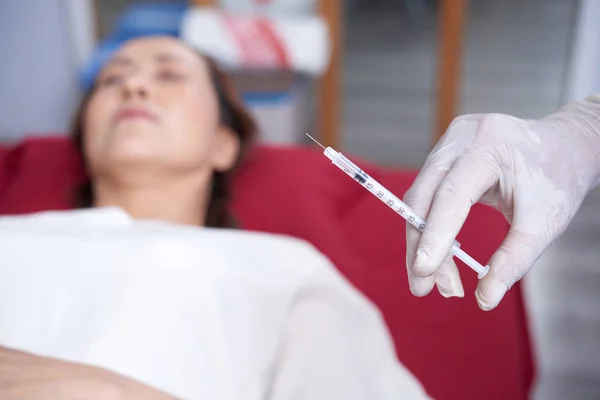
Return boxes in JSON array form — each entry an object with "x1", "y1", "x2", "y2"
[
  {"x1": 98, "y1": 73, "x2": 124, "y2": 87},
  {"x1": 157, "y1": 70, "x2": 186, "y2": 82}
]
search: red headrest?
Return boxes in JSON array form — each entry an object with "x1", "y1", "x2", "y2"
[{"x1": 0, "y1": 136, "x2": 534, "y2": 400}]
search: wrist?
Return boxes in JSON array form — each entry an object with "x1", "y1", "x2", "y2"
[{"x1": 542, "y1": 96, "x2": 600, "y2": 188}]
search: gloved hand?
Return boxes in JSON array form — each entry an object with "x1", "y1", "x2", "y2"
[{"x1": 404, "y1": 97, "x2": 600, "y2": 310}]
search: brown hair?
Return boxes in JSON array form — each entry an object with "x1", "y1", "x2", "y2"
[{"x1": 71, "y1": 53, "x2": 257, "y2": 228}]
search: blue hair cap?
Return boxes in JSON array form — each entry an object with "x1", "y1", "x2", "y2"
[{"x1": 79, "y1": 1, "x2": 188, "y2": 91}]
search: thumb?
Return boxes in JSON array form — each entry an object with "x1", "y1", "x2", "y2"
[{"x1": 475, "y1": 228, "x2": 548, "y2": 311}]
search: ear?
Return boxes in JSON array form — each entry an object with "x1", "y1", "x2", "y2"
[{"x1": 210, "y1": 126, "x2": 240, "y2": 172}]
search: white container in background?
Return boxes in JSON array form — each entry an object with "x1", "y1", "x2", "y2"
[
  {"x1": 216, "y1": 0, "x2": 317, "y2": 16},
  {"x1": 229, "y1": 71, "x2": 311, "y2": 145}
]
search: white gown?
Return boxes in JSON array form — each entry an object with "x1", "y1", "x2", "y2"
[{"x1": 0, "y1": 208, "x2": 431, "y2": 400}]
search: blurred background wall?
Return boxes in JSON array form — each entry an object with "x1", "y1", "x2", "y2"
[
  {"x1": 0, "y1": 0, "x2": 584, "y2": 168},
  {"x1": 0, "y1": 0, "x2": 95, "y2": 141},
  {"x1": 91, "y1": 0, "x2": 580, "y2": 167}
]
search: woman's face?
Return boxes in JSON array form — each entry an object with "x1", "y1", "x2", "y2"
[{"x1": 83, "y1": 36, "x2": 238, "y2": 180}]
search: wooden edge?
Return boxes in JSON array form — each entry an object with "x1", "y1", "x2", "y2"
[
  {"x1": 191, "y1": 0, "x2": 218, "y2": 6},
  {"x1": 435, "y1": 0, "x2": 467, "y2": 144},
  {"x1": 318, "y1": 0, "x2": 343, "y2": 149},
  {"x1": 90, "y1": 0, "x2": 102, "y2": 39}
]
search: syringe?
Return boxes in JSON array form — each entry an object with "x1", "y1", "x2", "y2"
[{"x1": 306, "y1": 133, "x2": 489, "y2": 279}]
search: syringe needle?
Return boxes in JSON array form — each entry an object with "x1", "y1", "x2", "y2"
[{"x1": 305, "y1": 133, "x2": 325, "y2": 149}]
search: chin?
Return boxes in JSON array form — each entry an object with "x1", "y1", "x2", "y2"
[{"x1": 105, "y1": 131, "x2": 163, "y2": 165}]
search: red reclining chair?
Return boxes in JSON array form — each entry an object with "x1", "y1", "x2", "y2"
[{"x1": 0, "y1": 136, "x2": 535, "y2": 400}]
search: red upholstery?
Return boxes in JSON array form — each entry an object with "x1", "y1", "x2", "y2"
[{"x1": 0, "y1": 136, "x2": 534, "y2": 400}]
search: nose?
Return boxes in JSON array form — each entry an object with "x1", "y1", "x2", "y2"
[{"x1": 120, "y1": 73, "x2": 149, "y2": 99}]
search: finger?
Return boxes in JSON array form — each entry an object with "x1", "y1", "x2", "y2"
[
  {"x1": 404, "y1": 117, "x2": 482, "y2": 295},
  {"x1": 413, "y1": 151, "x2": 499, "y2": 277},
  {"x1": 435, "y1": 253, "x2": 464, "y2": 298},
  {"x1": 404, "y1": 163, "x2": 452, "y2": 296},
  {"x1": 475, "y1": 227, "x2": 549, "y2": 311},
  {"x1": 406, "y1": 222, "x2": 436, "y2": 296},
  {"x1": 404, "y1": 138, "x2": 465, "y2": 296}
]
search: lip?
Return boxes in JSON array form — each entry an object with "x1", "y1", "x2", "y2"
[{"x1": 115, "y1": 107, "x2": 157, "y2": 123}]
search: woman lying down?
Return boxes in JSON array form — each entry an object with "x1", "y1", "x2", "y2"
[{"x1": 0, "y1": 36, "x2": 431, "y2": 400}]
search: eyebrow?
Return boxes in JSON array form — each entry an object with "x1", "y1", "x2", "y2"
[
  {"x1": 105, "y1": 56, "x2": 133, "y2": 67},
  {"x1": 154, "y1": 53, "x2": 186, "y2": 64},
  {"x1": 105, "y1": 52, "x2": 187, "y2": 67}
]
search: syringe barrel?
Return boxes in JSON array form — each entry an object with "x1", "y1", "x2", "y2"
[
  {"x1": 324, "y1": 147, "x2": 488, "y2": 279},
  {"x1": 326, "y1": 148, "x2": 426, "y2": 230},
  {"x1": 325, "y1": 148, "x2": 463, "y2": 249}
]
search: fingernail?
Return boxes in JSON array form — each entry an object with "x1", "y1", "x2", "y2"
[
  {"x1": 414, "y1": 248, "x2": 432, "y2": 276},
  {"x1": 436, "y1": 274, "x2": 464, "y2": 298},
  {"x1": 409, "y1": 275, "x2": 436, "y2": 297},
  {"x1": 476, "y1": 281, "x2": 507, "y2": 311},
  {"x1": 439, "y1": 281, "x2": 464, "y2": 298}
]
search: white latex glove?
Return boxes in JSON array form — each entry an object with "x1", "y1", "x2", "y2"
[{"x1": 403, "y1": 97, "x2": 600, "y2": 310}]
